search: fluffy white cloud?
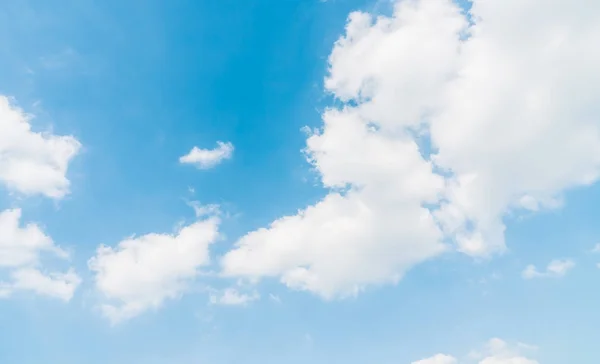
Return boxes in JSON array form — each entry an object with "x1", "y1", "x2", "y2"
[
  {"x1": 10, "y1": 268, "x2": 81, "y2": 301},
  {"x1": 222, "y1": 0, "x2": 461, "y2": 299},
  {"x1": 522, "y1": 259, "x2": 575, "y2": 279},
  {"x1": 222, "y1": 0, "x2": 600, "y2": 297},
  {"x1": 416, "y1": 339, "x2": 538, "y2": 364},
  {"x1": 0, "y1": 208, "x2": 66, "y2": 267},
  {"x1": 179, "y1": 141, "x2": 234, "y2": 169},
  {"x1": 0, "y1": 96, "x2": 81, "y2": 199},
  {"x1": 430, "y1": 0, "x2": 600, "y2": 256},
  {"x1": 209, "y1": 288, "x2": 259, "y2": 306},
  {"x1": 88, "y1": 216, "x2": 220, "y2": 323},
  {"x1": 0, "y1": 209, "x2": 80, "y2": 300}
]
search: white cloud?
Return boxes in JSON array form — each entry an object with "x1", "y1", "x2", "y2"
[
  {"x1": 179, "y1": 141, "x2": 234, "y2": 169},
  {"x1": 209, "y1": 288, "x2": 259, "y2": 306},
  {"x1": 522, "y1": 259, "x2": 575, "y2": 279},
  {"x1": 417, "y1": 338, "x2": 538, "y2": 364},
  {"x1": 0, "y1": 209, "x2": 80, "y2": 300},
  {"x1": 430, "y1": 0, "x2": 600, "y2": 256},
  {"x1": 187, "y1": 201, "x2": 220, "y2": 218},
  {"x1": 88, "y1": 216, "x2": 220, "y2": 324},
  {"x1": 0, "y1": 208, "x2": 66, "y2": 267},
  {"x1": 472, "y1": 338, "x2": 538, "y2": 364},
  {"x1": 222, "y1": 0, "x2": 600, "y2": 297},
  {"x1": 221, "y1": 0, "x2": 462, "y2": 298},
  {"x1": 412, "y1": 354, "x2": 457, "y2": 364},
  {"x1": 0, "y1": 96, "x2": 81, "y2": 199},
  {"x1": 10, "y1": 268, "x2": 80, "y2": 301},
  {"x1": 591, "y1": 243, "x2": 600, "y2": 253}
]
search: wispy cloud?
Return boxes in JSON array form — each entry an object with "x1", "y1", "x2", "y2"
[
  {"x1": 522, "y1": 259, "x2": 575, "y2": 279},
  {"x1": 209, "y1": 288, "x2": 259, "y2": 306}
]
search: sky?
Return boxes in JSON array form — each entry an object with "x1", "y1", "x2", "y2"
[{"x1": 0, "y1": 0, "x2": 599, "y2": 363}]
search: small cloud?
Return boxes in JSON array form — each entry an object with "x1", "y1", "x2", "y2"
[
  {"x1": 591, "y1": 243, "x2": 600, "y2": 253},
  {"x1": 269, "y1": 293, "x2": 281, "y2": 303},
  {"x1": 411, "y1": 354, "x2": 457, "y2": 364},
  {"x1": 418, "y1": 338, "x2": 538, "y2": 364},
  {"x1": 10, "y1": 268, "x2": 81, "y2": 302},
  {"x1": 468, "y1": 338, "x2": 538, "y2": 361},
  {"x1": 187, "y1": 201, "x2": 220, "y2": 218},
  {"x1": 209, "y1": 288, "x2": 259, "y2": 306},
  {"x1": 179, "y1": 141, "x2": 234, "y2": 169},
  {"x1": 88, "y1": 217, "x2": 221, "y2": 324},
  {"x1": 522, "y1": 259, "x2": 575, "y2": 279}
]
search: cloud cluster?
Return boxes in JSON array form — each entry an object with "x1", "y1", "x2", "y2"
[
  {"x1": 0, "y1": 96, "x2": 81, "y2": 301},
  {"x1": 5, "y1": 0, "x2": 600, "y2": 329},
  {"x1": 221, "y1": 0, "x2": 600, "y2": 297},
  {"x1": 0, "y1": 209, "x2": 80, "y2": 301}
]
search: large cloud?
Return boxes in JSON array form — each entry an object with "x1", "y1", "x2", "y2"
[
  {"x1": 221, "y1": 0, "x2": 464, "y2": 299},
  {"x1": 88, "y1": 216, "x2": 221, "y2": 323},
  {"x1": 0, "y1": 96, "x2": 81, "y2": 199},
  {"x1": 221, "y1": 0, "x2": 600, "y2": 298},
  {"x1": 431, "y1": 0, "x2": 600, "y2": 255},
  {"x1": 0, "y1": 209, "x2": 80, "y2": 301}
]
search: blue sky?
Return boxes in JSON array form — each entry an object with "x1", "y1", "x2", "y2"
[{"x1": 1, "y1": 0, "x2": 600, "y2": 363}]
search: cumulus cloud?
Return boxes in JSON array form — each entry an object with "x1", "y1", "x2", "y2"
[
  {"x1": 416, "y1": 338, "x2": 538, "y2": 364},
  {"x1": 88, "y1": 215, "x2": 221, "y2": 324},
  {"x1": 179, "y1": 141, "x2": 234, "y2": 169},
  {"x1": 221, "y1": 0, "x2": 600, "y2": 298},
  {"x1": 522, "y1": 259, "x2": 575, "y2": 279},
  {"x1": 0, "y1": 209, "x2": 80, "y2": 301},
  {"x1": 0, "y1": 96, "x2": 81, "y2": 199},
  {"x1": 221, "y1": 0, "x2": 461, "y2": 298},
  {"x1": 430, "y1": 0, "x2": 600, "y2": 256}
]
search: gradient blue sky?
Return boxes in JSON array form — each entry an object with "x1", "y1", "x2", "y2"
[{"x1": 1, "y1": 0, "x2": 599, "y2": 363}]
